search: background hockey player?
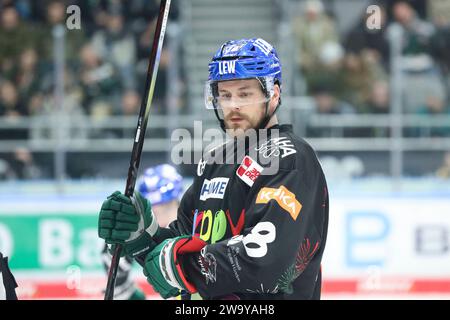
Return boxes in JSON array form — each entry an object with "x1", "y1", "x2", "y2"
[
  {"x1": 101, "y1": 164, "x2": 181, "y2": 300},
  {"x1": 0, "y1": 251, "x2": 18, "y2": 300},
  {"x1": 98, "y1": 38, "x2": 329, "y2": 300}
]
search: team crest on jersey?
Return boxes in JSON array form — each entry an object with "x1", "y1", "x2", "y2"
[
  {"x1": 255, "y1": 137, "x2": 296, "y2": 159},
  {"x1": 236, "y1": 156, "x2": 263, "y2": 187},
  {"x1": 199, "y1": 177, "x2": 229, "y2": 201},
  {"x1": 198, "y1": 248, "x2": 217, "y2": 284}
]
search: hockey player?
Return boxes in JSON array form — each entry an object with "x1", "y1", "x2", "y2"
[
  {"x1": 101, "y1": 164, "x2": 181, "y2": 300},
  {"x1": 98, "y1": 38, "x2": 329, "y2": 300},
  {"x1": 0, "y1": 251, "x2": 18, "y2": 300}
]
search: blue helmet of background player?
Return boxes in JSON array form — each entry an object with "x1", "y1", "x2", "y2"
[
  {"x1": 204, "y1": 38, "x2": 282, "y2": 130},
  {"x1": 137, "y1": 164, "x2": 183, "y2": 206}
]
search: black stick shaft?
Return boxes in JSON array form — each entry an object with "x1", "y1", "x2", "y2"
[{"x1": 104, "y1": 0, "x2": 171, "y2": 300}]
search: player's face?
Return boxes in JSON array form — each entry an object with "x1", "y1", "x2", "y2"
[{"x1": 217, "y1": 79, "x2": 268, "y2": 136}]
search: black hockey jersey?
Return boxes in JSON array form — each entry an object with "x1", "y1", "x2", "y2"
[
  {"x1": 166, "y1": 124, "x2": 329, "y2": 300},
  {"x1": 0, "y1": 252, "x2": 18, "y2": 300}
]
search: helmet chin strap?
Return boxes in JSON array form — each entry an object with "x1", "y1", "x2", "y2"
[
  {"x1": 257, "y1": 100, "x2": 280, "y2": 131},
  {"x1": 255, "y1": 78, "x2": 281, "y2": 130},
  {"x1": 213, "y1": 107, "x2": 227, "y2": 132}
]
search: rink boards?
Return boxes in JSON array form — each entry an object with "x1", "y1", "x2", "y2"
[{"x1": 0, "y1": 181, "x2": 449, "y2": 299}]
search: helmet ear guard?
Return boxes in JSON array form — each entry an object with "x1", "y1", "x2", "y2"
[
  {"x1": 204, "y1": 81, "x2": 218, "y2": 110},
  {"x1": 257, "y1": 76, "x2": 276, "y2": 100}
]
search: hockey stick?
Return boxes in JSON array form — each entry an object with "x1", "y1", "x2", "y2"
[{"x1": 104, "y1": 0, "x2": 171, "y2": 300}]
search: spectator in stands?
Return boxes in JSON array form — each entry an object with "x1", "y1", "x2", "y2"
[
  {"x1": 8, "y1": 147, "x2": 42, "y2": 180},
  {"x1": 27, "y1": 93, "x2": 45, "y2": 116},
  {"x1": 391, "y1": 1, "x2": 435, "y2": 60},
  {"x1": 124, "y1": 0, "x2": 160, "y2": 29},
  {"x1": 111, "y1": 90, "x2": 141, "y2": 138},
  {"x1": 0, "y1": 5, "x2": 37, "y2": 78},
  {"x1": 120, "y1": 90, "x2": 140, "y2": 116},
  {"x1": 91, "y1": 11, "x2": 137, "y2": 89},
  {"x1": 29, "y1": 67, "x2": 87, "y2": 141},
  {"x1": 11, "y1": 48, "x2": 42, "y2": 113},
  {"x1": 307, "y1": 85, "x2": 356, "y2": 137},
  {"x1": 340, "y1": 52, "x2": 386, "y2": 110},
  {"x1": 78, "y1": 44, "x2": 121, "y2": 117},
  {"x1": 312, "y1": 85, "x2": 356, "y2": 115},
  {"x1": 430, "y1": 6, "x2": 450, "y2": 92},
  {"x1": 40, "y1": 0, "x2": 86, "y2": 66},
  {"x1": 73, "y1": 0, "x2": 97, "y2": 34},
  {"x1": 305, "y1": 41, "x2": 346, "y2": 100},
  {"x1": 292, "y1": 0, "x2": 339, "y2": 74},
  {"x1": 344, "y1": 4, "x2": 390, "y2": 70},
  {"x1": 135, "y1": 17, "x2": 171, "y2": 113},
  {"x1": 409, "y1": 95, "x2": 450, "y2": 138},
  {"x1": 362, "y1": 81, "x2": 391, "y2": 138},
  {"x1": 365, "y1": 81, "x2": 390, "y2": 114},
  {"x1": 0, "y1": 80, "x2": 28, "y2": 140},
  {"x1": 436, "y1": 151, "x2": 450, "y2": 179},
  {"x1": 0, "y1": 0, "x2": 32, "y2": 20},
  {"x1": 136, "y1": 17, "x2": 158, "y2": 72},
  {"x1": 417, "y1": 95, "x2": 448, "y2": 115},
  {"x1": 431, "y1": 22, "x2": 450, "y2": 75},
  {"x1": 388, "y1": 1, "x2": 446, "y2": 112},
  {"x1": 0, "y1": 81, "x2": 26, "y2": 117},
  {"x1": 360, "y1": 48, "x2": 389, "y2": 81},
  {"x1": 0, "y1": 158, "x2": 15, "y2": 180}
]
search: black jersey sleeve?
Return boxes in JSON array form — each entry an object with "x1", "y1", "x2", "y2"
[{"x1": 179, "y1": 145, "x2": 328, "y2": 299}]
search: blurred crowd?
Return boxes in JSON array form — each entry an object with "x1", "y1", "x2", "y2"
[
  {"x1": 0, "y1": 0, "x2": 449, "y2": 179},
  {"x1": 0, "y1": 0, "x2": 179, "y2": 140},
  {"x1": 292, "y1": 0, "x2": 450, "y2": 138},
  {"x1": 0, "y1": 0, "x2": 182, "y2": 179}
]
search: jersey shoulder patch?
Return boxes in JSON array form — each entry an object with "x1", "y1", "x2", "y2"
[{"x1": 236, "y1": 155, "x2": 263, "y2": 187}]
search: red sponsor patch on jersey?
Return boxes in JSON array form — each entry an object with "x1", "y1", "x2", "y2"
[{"x1": 236, "y1": 156, "x2": 263, "y2": 187}]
